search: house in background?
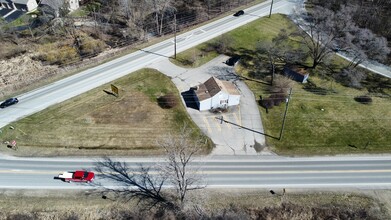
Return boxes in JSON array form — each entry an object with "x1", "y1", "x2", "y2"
[
  {"x1": 39, "y1": 0, "x2": 79, "y2": 17},
  {"x1": 0, "y1": 0, "x2": 37, "y2": 22},
  {"x1": 0, "y1": 0, "x2": 79, "y2": 21},
  {"x1": 193, "y1": 77, "x2": 240, "y2": 111},
  {"x1": 0, "y1": 0, "x2": 38, "y2": 11},
  {"x1": 283, "y1": 65, "x2": 309, "y2": 83}
]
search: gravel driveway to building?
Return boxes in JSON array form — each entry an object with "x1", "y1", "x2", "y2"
[{"x1": 148, "y1": 55, "x2": 272, "y2": 155}]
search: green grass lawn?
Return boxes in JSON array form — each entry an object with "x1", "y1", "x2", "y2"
[
  {"x1": 249, "y1": 77, "x2": 391, "y2": 155},
  {"x1": 172, "y1": 14, "x2": 391, "y2": 155},
  {"x1": 0, "y1": 69, "x2": 212, "y2": 156},
  {"x1": 171, "y1": 14, "x2": 298, "y2": 68}
]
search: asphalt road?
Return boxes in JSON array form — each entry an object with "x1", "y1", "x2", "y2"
[
  {"x1": 0, "y1": 0, "x2": 301, "y2": 129},
  {"x1": 0, "y1": 155, "x2": 390, "y2": 189},
  {"x1": 1, "y1": 0, "x2": 390, "y2": 190}
]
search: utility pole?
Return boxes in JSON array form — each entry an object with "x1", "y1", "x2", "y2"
[
  {"x1": 174, "y1": 13, "x2": 177, "y2": 59},
  {"x1": 268, "y1": 0, "x2": 274, "y2": 18},
  {"x1": 279, "y1": 88, "x2": 292, "y2": 141}
]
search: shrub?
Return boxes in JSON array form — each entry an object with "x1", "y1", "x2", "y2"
[
  {"x1": 158, "y1": 93, "x2": 178, "y2": 109},
  {"x1": 215, "y1": 34, "x2": 234, "y2": 54},
  {"x1": 269, "y1": 93, "x2": 286, "y2": 106},
  {"x1": 79, "y1": 37, "x2": 106, "y2": 57},
  {"x1": 354, "y1": 95, "x2": 372, "y2": 104},
  {"x1": 271, "y1": 75, "x2": 294, "y2": 94},
  {"x1": 336, "y1": 67, "x2": 366, "y2": 89},
  {"x1": 37, "y1": 44, "x2": 79, "y2": 65},
  {"x1": 5, "y1": 47, "x2": 27, "y2": 59},
  {"x1": 260, "y1": 98, "x2": 274, "y2": 110}
]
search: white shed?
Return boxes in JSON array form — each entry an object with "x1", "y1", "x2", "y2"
[{"x1": 193, "y1": 77, "x2": 240, "y2": 111}]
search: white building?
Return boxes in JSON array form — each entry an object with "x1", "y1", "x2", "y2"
[
  {"x1": 193, "y1": 77, "x2": 240, "y2": 111},
  {"x1": 67, "y1": 0, "x2": 79, "y2": 11},
  {"x1": 0, "y1": 0, "x2": 38, "y2": 11}
]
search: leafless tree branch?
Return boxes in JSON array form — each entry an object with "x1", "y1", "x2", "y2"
[{"x1": 93, "y1": 125, "x2": 205, "y2": 211}]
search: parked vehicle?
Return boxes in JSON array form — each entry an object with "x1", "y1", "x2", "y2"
[
  {"x1": 54, "y1": 170, "x2": 95, "y2": 183},
  {"x1": 225, "y1": 56, "x2": 241, "y2": 66},
  {"x1": 0, "y1": 98, "x2": 18, "y2": 108},
  {"x1": 233, "y1": 10, "x2": 244, "y2": 17}
]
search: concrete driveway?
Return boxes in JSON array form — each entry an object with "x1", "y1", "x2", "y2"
[{"x1": 148, "y1": 55, "x2": 272, "y2": 155}]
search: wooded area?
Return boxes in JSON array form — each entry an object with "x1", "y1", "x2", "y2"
[
  {"x1": 308, "y1": 0, "x2": 391, "y2": 63},
  {"x1": 0, "y1": 0, "x2": 257, "y2": 98}
]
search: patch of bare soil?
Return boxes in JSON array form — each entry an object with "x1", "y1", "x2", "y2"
[{"x1": 91, "y1": 94, "x2": 153, "y2": 124}]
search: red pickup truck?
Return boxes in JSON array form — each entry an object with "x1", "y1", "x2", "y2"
[{"x1": 55, "y1": 170, "x2": 95, "y2": 183}]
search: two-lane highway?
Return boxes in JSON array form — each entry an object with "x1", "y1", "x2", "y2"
[
  {"x1": 1, "y1": 156, "x2": 390, "y2": 189},
  {"x1": 0, "y1": 0, "x2": 301, "y2": 128}
]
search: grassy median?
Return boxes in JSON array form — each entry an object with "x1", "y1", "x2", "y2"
[{"x1": 0, "y1": 69, "x2": 212, "y2": 156}]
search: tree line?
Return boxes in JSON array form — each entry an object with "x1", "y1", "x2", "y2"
[
  {"x1": 308, "y1": 0, "x2": 391, "y2": 44},
  {"x1": 255, "y1": 2, "x2": 390, "y2": 90}
]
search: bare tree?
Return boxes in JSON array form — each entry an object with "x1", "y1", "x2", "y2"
[
  {"x1": 158, "y1": 126, "x2": 205, "y2": 210},
  {"x1": 292, "y1": 6, "x2": 337, "y2": 68},
  {"x1": 294, "y1": 4, "x2": 390, "y2": 70},
  {"x1": 93, "y1": 126, "x2": 205, "y2": 211},
  {"x1": 256, "y1": 29, "x2": 289, "y2": 84},
  {"x1": 216, "y1": 33, "x2": 234, "y2": 54},
  {"x1": 151, "y1": 0, "x2": 175, "y2": 36},
  {"x1": 256, "y1": 29, "x2": 305, "y2": 84},
  {"x1": 122, "y1": 0, "x2": 151, "y2": 41},
  {"x1": 336, "y1": 66, "x2": 366, "y2": 88},
  {"x1": 346, "y1": 27, "x2": 390, "y2": 67},
  {"x1": 256, "y1": 41, "x2": 278, "y2": 85}
]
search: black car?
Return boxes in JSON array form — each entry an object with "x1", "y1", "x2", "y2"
[
  {"x1": 233, "y1": 10, "x2": 244, "y2": 17},
  {"x1": 0, "y1": 98, "x2": 19, "y2": 108},
  {"x1": 225, "y1": 56, "x2": 241, "y2": 66}
]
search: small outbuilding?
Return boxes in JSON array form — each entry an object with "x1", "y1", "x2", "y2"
[
  {"x1": 283, "y1": 65, "x2": 309, "y2": 83},
  {"x1": 192, "y1": 77, "x2": 240, "y2": 111}
]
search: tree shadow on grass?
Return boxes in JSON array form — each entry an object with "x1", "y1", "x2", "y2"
[
  {"x1": 361, "y1": 74, "x2": 391, "y2": 96},
  {"x1": 303, "y1": 80, "x2": 334, "y2": 96}
]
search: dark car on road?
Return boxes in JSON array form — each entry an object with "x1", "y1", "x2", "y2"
[
  {"x1": 0, "y1": 98, "x2": 19, "y2": 108},
  {"x1": 233, "y1": 10, "x2": 244, "y2": 17}
]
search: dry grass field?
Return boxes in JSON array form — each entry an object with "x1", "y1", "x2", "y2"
[
  {"x1": 0, "y1": 189, "x2": 388, "y2": 219},
  {"x1": 0, "y1": 69, "x2": 212, "y2": 156}
]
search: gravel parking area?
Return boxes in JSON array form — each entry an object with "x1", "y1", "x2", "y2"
[{"x1": 149, "y1": 55, "x2": 273, "y2": 155}]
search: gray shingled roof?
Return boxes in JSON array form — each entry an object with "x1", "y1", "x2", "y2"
[
  {"x1": 194, "y1": 77, "x2": 240, "y2": 101},
  {"x1": 39, "y1": 0, "x2": 64, "y2": 10}
]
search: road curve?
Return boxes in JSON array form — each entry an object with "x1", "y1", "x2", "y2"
[
  {"x1": 1, "y1": 155, "x2": 390, "y2": 189},
  {"x1": 0, "y1": 0, "x2": 301, "y2": 129}
]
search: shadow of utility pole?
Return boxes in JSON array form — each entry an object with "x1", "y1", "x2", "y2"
[{"x1": 216, "y1": 116, "x2": 279, "y2": 140}]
